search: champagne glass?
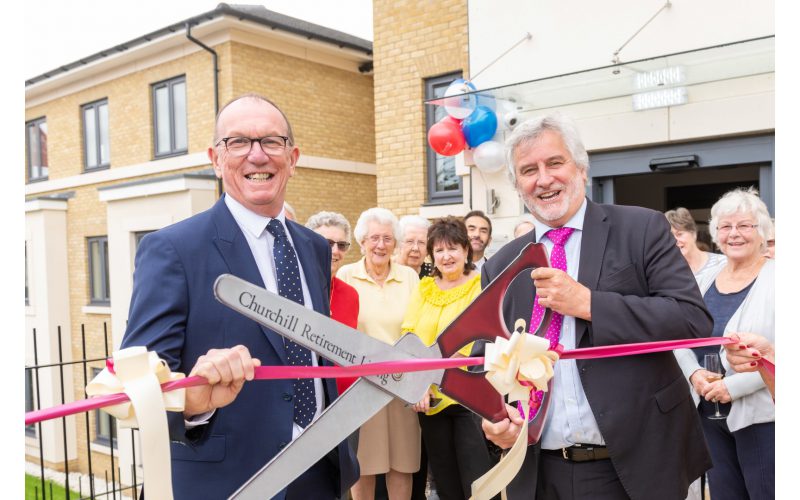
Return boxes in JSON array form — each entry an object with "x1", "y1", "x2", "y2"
[{"x1": 704, "y1": 353, "x2": 728, "y2": 420}]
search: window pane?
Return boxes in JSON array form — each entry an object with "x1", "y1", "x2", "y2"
[
  {"x1": 84, "y1": 106, "x2": 98, "y2": 168},
  {"x1": 25, "y1": 371, "x2": 35, "y2": 435},
  {"x1": 103, "y1": 240, "x2": 110, "y2": 301},
  {"x1": 155, "y1": 86, "x2": 171, "y2": 154},
  {"x1": 432, "y1": 93, "x2": 457, "y2": 192},
  {"x1": 27, "y1": 121, "x2": 48, "y2": 180},
  {"x1": 98, "y1": 103, "x2": 110, "y2": 165},
  {"x1": 90, "y1": 240, "x2": 102, "y2": 301},
  {"x1": 172, "y1": 81, "x2": 187, "y2": 151}
]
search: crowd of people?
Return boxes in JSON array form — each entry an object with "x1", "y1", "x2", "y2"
[{"x1": 120, "y1": 92, "x2": 775, "y2": 500}]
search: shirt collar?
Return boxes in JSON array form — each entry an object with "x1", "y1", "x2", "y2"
[
  {"x1": 224, "y1": 194, "x2": 287, "y2": 238},
  {"x1": 532, "y1": 197, "x2": 587, "y2": 243}
]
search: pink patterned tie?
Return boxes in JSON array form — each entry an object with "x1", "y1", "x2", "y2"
[{"x1": 523, "y1": 226, "x2": 574, "y2": 420}]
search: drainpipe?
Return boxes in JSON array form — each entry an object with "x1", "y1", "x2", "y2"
[{"x1": 185, "y1": 22, "x2": 223, "y2": 196}]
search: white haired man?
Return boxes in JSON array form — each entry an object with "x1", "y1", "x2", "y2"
[{"x1": 480, "y1": 113, "x2": 713, "y2": 500}]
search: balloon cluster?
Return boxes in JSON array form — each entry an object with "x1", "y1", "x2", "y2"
[{"x1": 427, "y1": 79, "x2": 519, "y2": 173}]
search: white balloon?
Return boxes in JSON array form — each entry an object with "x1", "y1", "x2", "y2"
[
  {"x1": 497, "y1": 100, "x2": 520, "y2": 131},
  {"x1": 444, "y1": 80, "x2": 478, "y2": 119},
  {"x1": 473, "y1": 140, "x2": 505, "y2": 173}
]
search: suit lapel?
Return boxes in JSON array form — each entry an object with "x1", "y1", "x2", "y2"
[
  {"x1": 211, "y1": 197, "x2": 288, "y2": 362},
  {"x1": 576, "y1": 200, "x2": 609, "y2": 347}
]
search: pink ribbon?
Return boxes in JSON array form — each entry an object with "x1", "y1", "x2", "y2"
[{"x1": 25, "y1": 336, "x2": 754, "y2": 426}]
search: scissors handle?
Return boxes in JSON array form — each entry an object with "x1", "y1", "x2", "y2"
[{"x1": 437, "y1": 242, "x2": 551, "y2": 427}]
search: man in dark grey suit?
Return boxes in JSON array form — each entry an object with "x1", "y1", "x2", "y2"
[{"x1": 480, "y1": 114, "x2": 713, "y2": 500}]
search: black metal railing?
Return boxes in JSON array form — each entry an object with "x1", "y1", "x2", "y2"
[{"x1": 25, "y1": 323, "x2": 142, "y2": 499}]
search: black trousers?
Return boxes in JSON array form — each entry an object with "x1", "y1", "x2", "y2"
[
  {"x1": 536, "y1": 452, "x2": 629, "y2": 500},
  {"x1": 418, "y1": 404, "x2": 492, "y2": 500},
  {"x1": 699, "y1": 402, "x2": 774, "y2": 500}
]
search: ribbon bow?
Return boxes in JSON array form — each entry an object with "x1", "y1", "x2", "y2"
[
  {"x1": 471, "y1": 331, "x2": 559, "y2": 500},
  {"x1": 484, "y1": 331, "x2": 559, "y2": 404},
  {"x1": 86, "y1": 346, "x2": 185, "y2": 500}
]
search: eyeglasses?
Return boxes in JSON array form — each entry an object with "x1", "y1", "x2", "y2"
[
  {"x1": 326, "y1": 239, "x2": 351, "y2": 251},
  {"x1": 367, "y1": 235, "x2": 394, "y2": 246},
  {"x1": 717, "y1": 223, "x2": 758, "y2": 234},
  {"x1": 403, "y1": 239, "x2": 426, "y2": 248},
  {"x1": 216, "y1": 136, "x2": 291, "y2": 157}
]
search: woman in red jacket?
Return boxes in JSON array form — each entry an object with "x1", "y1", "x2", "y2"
[{"x1": 306, "y1": 211, "x2": 360, "y2": 394}]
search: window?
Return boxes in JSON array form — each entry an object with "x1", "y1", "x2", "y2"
[
  {"x1": 425, "y1": 73, "x2": 463, "y2": 204},
  {"x1": 83, "y1": 99, "x2": 110, "y2": 170},
  {"x1": 93, "y1": 368, "x2": 117, "y2": 447},
  {"x1": 152, "y1": 76, "x2": 188, "y2": 157},
  {"x1": 25, "y1": 370, "x2": 35, "y2": 436},
  {"x1": 134, "y1": 230, "x2": 154, "y2": 251},
  {"x1": 88, "y1": 236, "x2": 110, "y2": 305},
  {"x1": 26, "y1": 117, "x2": 48, "y2": 182}
]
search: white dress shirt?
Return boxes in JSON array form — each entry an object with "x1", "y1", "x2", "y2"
[
  {"x1": 189, "y1": 195, "x2": 324, "y2": 439},
  {"x1": 531, "y1": 198, "x2": 606, "y2": 449}
]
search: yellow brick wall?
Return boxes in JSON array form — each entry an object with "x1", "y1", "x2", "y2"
[
  {"x1": 372, "y1": 0, "x2": 469, "y2": 216},
  {"x1": 25, "y1": 49, "x2": 220, "y2": 179},
  {"x1": 228, "y1": 41, "x2": 376, "y2": 164},
  {"x1": 26, "y1": 35, "x2": 376, "y2": 478}
]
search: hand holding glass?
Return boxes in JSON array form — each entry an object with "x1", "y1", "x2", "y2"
[{"x1": 704, "y1": 354, "x2": 728, "y2": 420}]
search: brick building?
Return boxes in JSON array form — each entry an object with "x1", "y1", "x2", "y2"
[{"x1": 25, "y1": 3, "x2": 376, "y2": 486}]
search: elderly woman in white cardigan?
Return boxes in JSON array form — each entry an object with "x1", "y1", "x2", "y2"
[{"x1": 675, "y1": 187, "x2": 774, "y2": 500}]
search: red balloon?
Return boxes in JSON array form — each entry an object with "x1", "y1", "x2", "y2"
[{"x1": 428, "y1": 116, "x2": 466, "y2": 156}]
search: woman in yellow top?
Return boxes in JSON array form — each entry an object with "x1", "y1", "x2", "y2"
[
  {"x1": 401, "y1": 216, "x2": 492, "y2": 500},
  {"x1": 337, "y1": 207, "x2": 421, "y2": 500}
]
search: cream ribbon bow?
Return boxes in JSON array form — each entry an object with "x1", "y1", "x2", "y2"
[
  {"x1": 470, "y1": 327, "x2": 559, "y2": 500},
  {"x1": 86, "y1": 347, "x2": 185, "y2": 500}
]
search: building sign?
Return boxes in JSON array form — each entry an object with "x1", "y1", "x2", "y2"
[
  {"x1": 633, "y1": 66, "x2": 686, "y2": 90},
  {"x1": 632, "y1": 87, "x2": 688, "y2": 111}
]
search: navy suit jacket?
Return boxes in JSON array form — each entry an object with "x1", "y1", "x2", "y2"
[
  {"x1": 122, "y1": 196, "x2": 359, "y2": 499},
  {"x1": 481, "y1": 200, "x2": 713, "y2": 500}
]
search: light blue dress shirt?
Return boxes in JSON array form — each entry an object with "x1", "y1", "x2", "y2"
[{"x1": 531, "y1": 199, "x2": 606, "y2": 450}]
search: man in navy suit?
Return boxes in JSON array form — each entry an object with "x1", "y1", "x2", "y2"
[
  {"x1": 480, "y1": 114, "x2": 713, "y2": 500},
  {"x1": 122, "y1": 94, "x2": 358, "y2": 499}
]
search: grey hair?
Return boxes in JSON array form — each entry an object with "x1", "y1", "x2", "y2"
[
  {"x1": 284, "y1": 202, "x2": 297, "y2": 221},
  {"x1": 513, "y1": 213, "x2": 537, "y2": 234},
  {"x1": 398, "y1": 215, "x2": 431, "y2": 239},
  {"x1": 305, "y1": 211, "x2": 352, "y2": 242},
  {"x1": 709, "y1": 187, "x2": 773, "y2": 250},
  {"x1": 353, "y1": 207, "x2": 400, "y2": 248},
  {"x1": 664, "y1": 207, "x2": 697, "y2": 233},
  {"x1": 504, "y1": 113, "x2": 590, "y2": 184}
]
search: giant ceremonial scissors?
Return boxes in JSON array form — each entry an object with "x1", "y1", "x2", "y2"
[{"x1": 213, "y1": 243, "x2": 553, "y2": 499}]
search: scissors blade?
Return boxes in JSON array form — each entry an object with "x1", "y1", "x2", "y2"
[
  {"x1": 229, "y1": 379, "x2": 392, "y2": 500},
  {"x1": 213, "y1": 273, "x2": 439, "y2": 403}
]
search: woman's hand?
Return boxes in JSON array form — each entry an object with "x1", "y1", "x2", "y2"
[
  {"x1": 689, "y1": 369, "x2": 713, "y2": 396},
  {"x1": 724, "y1": 332, "x2": 774, "y2": 373},
  {"x1": 702, "y1": 379, "x2": 732, "y2": 404},
  {"x1": 412, "y1": 388, "x2": 433, "y2": 413}
]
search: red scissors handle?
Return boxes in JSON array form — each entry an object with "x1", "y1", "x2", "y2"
[{"x1": 437, "y1": 243, "x2": 552, "y2": 440}]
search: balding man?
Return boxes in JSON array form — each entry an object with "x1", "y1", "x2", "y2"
[{"x1": 122, "y1": 94, "x2": 358, "y2": 499}]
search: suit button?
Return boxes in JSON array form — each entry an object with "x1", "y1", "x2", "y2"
[
  {"x1": 283, "y1": 393, "x2": 293, "y2": 402},
  {"x1": 581, "y1": 367, "x2": 587, "y2": 373},
  {"x1": 279, "y1": 442, "x2": 287, "y2": 450}
]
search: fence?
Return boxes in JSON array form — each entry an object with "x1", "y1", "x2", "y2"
[{"x1": 25, "y1": 324, "x2": 142, "y2": 500}]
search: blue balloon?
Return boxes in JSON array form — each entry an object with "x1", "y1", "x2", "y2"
[{"x1": 461, "y1": 106, "x2": 498, "y2": 148}]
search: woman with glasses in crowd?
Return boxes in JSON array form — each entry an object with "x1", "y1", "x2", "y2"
[
  {"x1": 306, "y1": 211, "x2": 360, "y2": 395},
  {"x1": 337, "y1": 207, "x2": 421, "y2": 500},
  {"x1": 401, "y1": 216, "x2": 492, "y2": 500},
  {"x1": 675, "y1": 188, "x2": 775, "y2": 500}
]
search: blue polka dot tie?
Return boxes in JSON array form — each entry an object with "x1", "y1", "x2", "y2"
[
  {"x1": 525, "y1": 226, "x2": 574, "y2": 420},
  {"x1": 266, "y1": 219, "x2": 316, "y2": 428}
]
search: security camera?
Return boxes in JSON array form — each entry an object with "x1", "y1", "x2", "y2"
[{"x1": 503, "y1": 111, "x2": 519, "y2": 129}]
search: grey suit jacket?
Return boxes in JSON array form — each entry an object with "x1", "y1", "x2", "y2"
[{"x1": 481, "y1": 200, "x2": 713, "y2": 500}]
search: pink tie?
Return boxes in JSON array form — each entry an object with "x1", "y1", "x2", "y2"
[
  {"x1": 523, "y1": 226, "x2": 574, "y2": 421},
  {"x1": 529, "y1": 227, "x2": 575, "y2": 347}
]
